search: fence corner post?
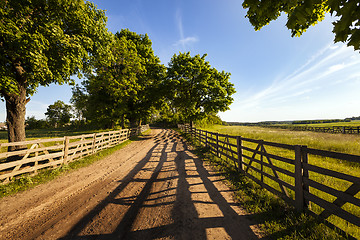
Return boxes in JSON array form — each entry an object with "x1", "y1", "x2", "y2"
[
  {"x1": 294, "y1": 145, "x2": 304, "y2": 212},
  {"x1": 236, "y1": 136, "x2": 243, "y2": 172},
  {"x1": 63, "y1": 136, "x2": 69, "y2": 164}
]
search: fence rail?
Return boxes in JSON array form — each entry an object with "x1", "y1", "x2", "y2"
[
  {"x1": 268, "y1": 125, "x2": 360, "y2": 134},
  {"x1": 0, "y1": 125, "x2": 149, "y2": 183},
  {"x1": 178, "y1": 124, "x2": 360, "y2": 238}
]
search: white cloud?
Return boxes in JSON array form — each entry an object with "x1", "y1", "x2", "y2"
[
  {"x1": 174, "y1": 9, "x2": 199, "y2": 50},
  {"x1": 174, "y1": 36, "x2": 199, "y2": 48},
  {"x1": 225, "y1": 43, "x2": 360, "y2": 122}
]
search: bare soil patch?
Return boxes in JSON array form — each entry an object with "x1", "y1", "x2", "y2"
[{"x1": 0, "y1": 129, "x2": 263, "y2": 239}]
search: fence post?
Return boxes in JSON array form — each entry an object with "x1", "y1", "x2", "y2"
[
  {"x1": 216, "y1": 132, "x2": 219, "y2": 157},
  {"x1": 236, "y1": 136, "x2": 243, "y2": 172},
  {"x1": 63, "y1": 136, "x2": 69, "y2": 164},
  {"x1": 92, "y1": 133, "x2": 96, "y2": 153},
  {"x1": 205, "y1": 131, "x2": 208, "y2": 148},
  {"x1": 294, "y1": 145, "x2": 304, "y2": 212},
  {"x1": 301, "y1": 145, "x2": 310, "y2": 209}
]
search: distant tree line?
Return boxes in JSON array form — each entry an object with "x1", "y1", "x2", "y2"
[
  {"x1": 228, "y1": 117, "x2": 360, "y2": 126},
  {"x1": 292, "y1": 119, "x2": 345, "y2": 125}
]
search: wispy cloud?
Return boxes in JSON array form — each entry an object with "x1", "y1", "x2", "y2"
[
  {"x1": 226, "y1": 43, "x2": 360, "y2": 121},
  {"x1": 173, "y1": 9, "x2": 199, "y2": 50}
]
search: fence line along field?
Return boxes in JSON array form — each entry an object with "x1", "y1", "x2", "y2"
[
  {"x1": 179, "y1": 124, "x2": 360, "y2": 239},
  {"x1": 263, "y1": 121, "x2": 360, "y2": 135},
  {"x1": 0, "y1": 125, "x2": 149, "y2": 183}
]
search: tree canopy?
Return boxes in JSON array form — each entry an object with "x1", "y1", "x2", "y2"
[
  {"x1": 166, "y1": 52, "x2": 236, "y2": 124},
  {"x1": 81, "y1": 29, "x2": 166, "y2": 128},
  {"x1": 242, "y1": 0, "x2": 360, "y2": 51},
  {"x1": 0, "y1": 0, "x2": 112, "y2": 145},
  {"x1": 45, "y1": 100, "x2": 73, "y2": 128}
]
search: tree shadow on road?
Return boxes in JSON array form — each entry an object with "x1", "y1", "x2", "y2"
[{"x1": 60, "y1": 129, "x2": 262, "y2": 240}]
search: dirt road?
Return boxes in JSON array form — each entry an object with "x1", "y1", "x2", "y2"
[{"x1": 0, "y1": 129, "x2": 262, "y2": 239}]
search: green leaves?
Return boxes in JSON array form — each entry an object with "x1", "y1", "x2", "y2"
[
  {"x1": 45, "y1": 100, "x2": 73, "y2": 127},
  {"x1": 242, "y1": 0, "x2": 360, "y2": 51},
  {"x1": 83, "y1": 29, "x2": 166, "y2": 128},
  {"x1": 166, "y1": 52, "x2": 235, "y2": 123},
  {"x1": 0, "y1": 0, "x2": 112, "y2": 98}
]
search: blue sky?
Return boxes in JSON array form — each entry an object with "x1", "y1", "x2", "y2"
[{"x1": 1, "y1": 0, "x2": 360, "y2": 123}]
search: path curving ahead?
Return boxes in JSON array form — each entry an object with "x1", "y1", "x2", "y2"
[{"x1": 0, "y1": 129, "x2": 263, "y2": 239}]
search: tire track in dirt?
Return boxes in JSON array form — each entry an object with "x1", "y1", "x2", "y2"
[{"x1": 0, "y1": 129, "x2": 263, "y2": 240}]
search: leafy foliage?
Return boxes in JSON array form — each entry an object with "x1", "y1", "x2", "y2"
[
  {"x1": 0, "y1": 0, "x2": 113, "y2": 142},
  {"x1": 242, "y1": 0, "x2": 360, "y2": 51},
  {"x1": 25, "y1": 116, "x2": 48, "y2": 130},
  {"x1": 166, "y1": 52, "x2": 236, "y2": 124},
  {"x1": 45, "y1": 100, "x2": 73, "y2": 128},
  {"x1": 0, "y1": 0, "x2": 112, "y2": 97},
  {"x1": 82, "y1": 29, "x2": 166, "y2": 128}
]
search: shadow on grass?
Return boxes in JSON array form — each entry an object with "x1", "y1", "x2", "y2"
[{"x1": 179, "y1": 130, "x2": 350, "y2": 240}]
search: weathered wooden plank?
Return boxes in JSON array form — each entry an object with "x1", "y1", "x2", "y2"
[
  {"x1": 242, "y1": 161, "x2": 295, "y2": 191},
  {"x1": 303, "y1": 163, "x2": 360, "y2": 184},
  {"x1": 68, "y1": 139, "x2": 93, "y2": 148},
  {"x1": 67, "y1": 133, "x2": 94, "y2": 140},
  {"x1": 241, "y1": 145, "x2": 294, "y2": 165},
  {"x1": 218, "y1": 145, "x2": 237, "y2": 155},
  {"x1": 244, "y1": 170, "x2": 295, "y2": 206},
  {"x1": 217, "y1": 140, "x2": 237, "y2": 148},
  {"x1": 304, "y1": 191, "x2": 360, "y2": 227},
  {"x1": 0, "y1": 159, "x2": 63, "y2": 180},
  {"x1": 243, "y1": 156, "x2": 295, "y2": 178},
  {"x1": 1, "y1": 137, "x2": 64, "y2": 147},
  {"x1": 0, "y1": 144, "x2": 64, "y2": 159},
  {"x1": 306, "y1": 148, "x2": 360, "y2": 163},
  {"x1": 304, "y1": 178, "x2": 360, "y2": 208},
  {"x1": 0, "y1": 151, "x2": 64, "y2": 172},
  {"x1": 217, "y1": 149, "x2": 238, "y2": 162}
]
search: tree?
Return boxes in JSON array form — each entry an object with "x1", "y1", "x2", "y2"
[
  {"x1": 70, "y1": 84, "x2": 88, "y2": 122},
  {"x1": 45, "y1": 100, "x2": 73, "y2": 128},
  {"x1": 166, "y1": 52, "x2": 236, "y2": 126},
  {"x1": 242, "y1": 0, "x2": 360, "y2": 51},
  {"x1": 115, "y1": 29, "x2": 166, "y2": 126},
  {"x1": 84, "y1": 33, "x2": 145, "y2": 128},
  {"x1": 0, "y1": 0, "x2": 112, "y2": 149},
  {"x1": 25, "y1": 116, "x2": 48, "y2": 130},
  {"x1": 83, "y1": 29, "x2": 166, "y2": 128}
]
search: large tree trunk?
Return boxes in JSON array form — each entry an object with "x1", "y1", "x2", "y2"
[
  {"x1": 5, "y1": 87, "x2": 28, "y2": 152},
  {"x1": 4, "y1": 61, "x2": 30, "y2": 154}
]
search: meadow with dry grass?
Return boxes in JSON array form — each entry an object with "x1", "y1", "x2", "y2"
[{"x1": 199, "y1": 125, "x2": 360, "y2": 239}]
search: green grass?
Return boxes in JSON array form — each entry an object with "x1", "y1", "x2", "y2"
[
  {"x1": 0, "y1": 129, "x2": 151, "y2": 198},
  {"x1": 192, "y1": 125, "x2": 360, "y2": 239},
  {"x1": 205, "y1": 125, "x2": 360, "y2": 156}
]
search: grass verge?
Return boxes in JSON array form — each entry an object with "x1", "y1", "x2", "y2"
[{"x1": 179, "y1": 130, "x2": 349, "y2": 240}]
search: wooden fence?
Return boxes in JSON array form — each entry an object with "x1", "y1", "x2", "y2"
[
  {"x1": 268, "y1": 125, "x2": 360, "y2": 134},
  {"x1": 178, "y1": 124, "x2": 360, "y2": 238},
  {"x1": 0, "y1": 125, "x2": 149, "y2": 183}
]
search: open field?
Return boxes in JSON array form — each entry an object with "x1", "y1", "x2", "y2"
[
  {"x1": 197, "y1": 125, "x2": 360, "y2": 239},
  {"x1": 287, "y1": 121, "x2": 360, "y2": 128},
  {"x1": 204, "y1": 125, "x2": 360, "y2": 156}
]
